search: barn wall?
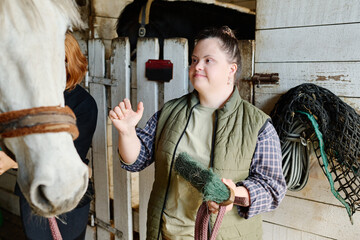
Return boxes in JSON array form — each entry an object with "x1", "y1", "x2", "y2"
[
  {"x1": 90, "y1": 0, "x2": 133, "y2": 59},
  {"x1": 255, "y1": 0, "x2": 360, "y2": 239}
]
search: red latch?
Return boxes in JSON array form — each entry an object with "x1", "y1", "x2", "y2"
[{"x1": 145, "y1": 59, "x2": 173, "y2": 82}]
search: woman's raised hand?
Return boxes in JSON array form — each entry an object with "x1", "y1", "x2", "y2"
[{"x1": 109, "y1": 99, "x2": 144, "y2": 134}]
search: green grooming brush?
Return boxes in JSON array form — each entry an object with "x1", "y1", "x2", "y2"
[{"x1": 174, "y1": 152, "x2": 234, "y2": 205}]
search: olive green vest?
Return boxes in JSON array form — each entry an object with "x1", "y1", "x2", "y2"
[{"x1": 146, "y1": 88, "x2": 269, "y2": 239}]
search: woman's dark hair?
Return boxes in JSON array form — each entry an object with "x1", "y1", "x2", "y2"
[{"x1": 195, "y1": 26, "x2": 241, "y2": 79}]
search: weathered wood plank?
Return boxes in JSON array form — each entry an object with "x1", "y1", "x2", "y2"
[
  {"x1": 255, "y1": 24, "x2": 360, "y2": 63},
  {"x1": 92, "y1": 0, "x2": 129, "y2": 19},
  {"x1": 262, "y1": 196, "x2": 360, "y2": 239},
  {"x1": 254, "y1": 90, "x2": 360, "y2": 115},
  {"x1": 88, "y1": 39, "x2": 111, "y2": 240},
  {"x1": 262, "y1": 222, "x2": 331, "y2": 240},
  {"x1": 136, "y1": 38, "x2": 159, "y2": 240},
  {"x1": 93, "y1": 16, "x2": 118, "y2": 40},
  {"x1": 253, "y1": 62, "x2": 360, "y2": 97},
  {"x1": 110, "y1": 37, "x2": 133, "y2": 240},
  {"x1": 137, "y1": 38, "x2": 160, "y2": 128},
  {"x1": 343, "y1": 97, "x2": 360, "y2": 114},
  {"x1": 85, "y1": 225, "x2": 96, "y2": 240},
  {"x1": 163, "y1": 38, "x2": 189, "y2": 102},
  {"x1": 237, "y1": 40, "x2": 254, "y2": 102},
  {"x1": 255, "y1": 0, "x2": 360, "y2": 238},
  {"x1": 257, "y1": 0, "x2": 360, "y2": 29}
]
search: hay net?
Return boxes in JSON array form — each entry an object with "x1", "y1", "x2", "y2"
[{"x1": 270, "y1": 83, "x2": 360, "y2": 221}]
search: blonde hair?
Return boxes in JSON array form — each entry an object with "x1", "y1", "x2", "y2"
[{"x1": 65, "y1": 32, "x2": 87, "y2": 90}]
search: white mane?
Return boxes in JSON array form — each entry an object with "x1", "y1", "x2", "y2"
[{"x1": 0, "y1": 0, "x2": 84, "y2": 31}]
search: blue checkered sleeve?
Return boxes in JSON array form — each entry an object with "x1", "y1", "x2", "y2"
[
  {"x1": 236, "y1": 121, "x2": 286, "y2": 219},
  {"x1": 120, "y1": 111, "x2": 160, "y2": 172}
]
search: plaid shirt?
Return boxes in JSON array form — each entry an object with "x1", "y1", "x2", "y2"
[{"x1": 121, "y1": 111, "x2": 286, "y2": 219}]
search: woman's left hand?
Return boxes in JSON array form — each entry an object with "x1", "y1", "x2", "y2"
[{"x1": 207, "y1": 178, "x2": 236, "y2": 214}]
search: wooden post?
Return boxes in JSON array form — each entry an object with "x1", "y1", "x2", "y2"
[
  {"x1": 136, "y1": 38, "x2": 159, "y2": 240},
  {"x1": 110, "y1": 37, "x2": 133, "y2": 240},
  {"x1": 163, "y1": 38, "x2": 189, "y2": 101},
  {"x1": 88, "y1": 39, "x2": 111, "y2": 240}
]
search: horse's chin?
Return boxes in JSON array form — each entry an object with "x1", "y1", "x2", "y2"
[
  {"x1": 26, "y1": 178, "x2": 88, "y2": 218},
  {"x1": 29, "y1": 200, "x2": 78, "y2": 218}
]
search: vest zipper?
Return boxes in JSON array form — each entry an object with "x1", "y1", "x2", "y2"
[
  {"x1": 157, "y1": 103, "x2": 199, "y2": 240},
  {"x1": 210, "y1": 110, "x2": 218, "y2": 168},
  {"x1": 207, "y1": 110, "x2": 218, "y2": 238}
]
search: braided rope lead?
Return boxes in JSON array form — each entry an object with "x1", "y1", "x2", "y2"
[
  {"x1": 195, "y1": 202, "x2": 226, "y2": 240},
  {"x1": 48, "y1": 217, "x2": 63, "y2": 240},
  {"x1": 298, "y1": 111, "x2": 353, "y2": 224}
]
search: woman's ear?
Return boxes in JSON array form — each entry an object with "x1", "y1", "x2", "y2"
[{"x1": 229, "y1": 63, "x2": 238, "y2": 78}]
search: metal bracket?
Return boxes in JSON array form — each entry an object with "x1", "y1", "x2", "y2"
[
  {"x1": 138, "y1": 26, "x2": 146, "y2": 37},
  {"x1": 92, "y1": 214, "x2": 124, "y2": 239},
  {"x1": 251, "y1": 73, "x2": 279, "y2": 85}
]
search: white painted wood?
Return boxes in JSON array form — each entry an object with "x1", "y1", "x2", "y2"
[
  {"x1": 262, "y1": 196, "x2": 360, "y2": 239},
  {"x1": 342, "y1": 97, "x2": 360, "y2": 114},
  {"x1": 255, "y1": 0, "x2": 360, "y2": 238},
  {"x1": 163, "y1": 38, "x2": 189, "y2": 102},
  {"x1": 137, "y1": 38, "x2": 160, "y2": 128},
  {"x1": 85, "y1": 226, "x2": 96, "y2": 240},
  {"x1": 255, "y1": 24, "x2": 360, "y2": 63},
  {"x1": 93, "y1": 16, "x2": 119, "y2": 40},
  {"x1": 262, "y1": 222, "x2": 331, "y2": 240},
  {"x1": 88, "y1": 39, "x2": 111, "y2": 240},
  {"x1": 254, "y1": 62, "x2": 360, "y2": 97},
  {"x1": 92, "y1": 0, "x2": 130, "y2": 19},
  {"x1": 136, "y1": 38, "x2": 159, "y2": 240},
  {"x1": 110, "y1": 37, "x2": 133, "y2": 240},
  {"x1": 257, "y1": 0, "x2": 360, "y2": 29}
]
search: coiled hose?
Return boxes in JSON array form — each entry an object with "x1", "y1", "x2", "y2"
[{"x1": 281, "y1": 119, "x2": 310, "y2": 191}]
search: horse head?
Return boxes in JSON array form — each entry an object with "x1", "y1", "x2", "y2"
[
  {"x1": 0, "y1": 0, "x2": 88, "y2": 217},
  {"x1": 116, "y1": 0, "x2": 255, "y2": 60}
]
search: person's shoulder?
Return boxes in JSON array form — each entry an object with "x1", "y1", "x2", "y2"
[
  {"x1": 241, "y1": 100, "x2": 269, "y2": 117},
  {"x1": 65, "y1": 85, "x2": 98, "y2": 113},
  {"x1": 163, "y1": 92, "x2": 193, "y2": 109},
  {"x1": 75, "y1": 85, "x2": 97, "y2": 106}
]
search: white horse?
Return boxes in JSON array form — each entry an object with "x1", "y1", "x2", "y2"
[{"x1": 0, "y1": 0, "x2": 89, "y2": 217}]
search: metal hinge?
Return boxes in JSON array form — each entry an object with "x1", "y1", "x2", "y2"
[{"x1": 251, "y1": 73, "x2": 279, "y2": 85}]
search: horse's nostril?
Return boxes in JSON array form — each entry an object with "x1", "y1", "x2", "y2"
[{"x1": 36, "y1": 184, "x2": 52, "y2": 208}]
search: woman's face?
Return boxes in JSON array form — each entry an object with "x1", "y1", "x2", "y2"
[{"x1": 189, "y1": 38, "x2": 236, "y2": 96}]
